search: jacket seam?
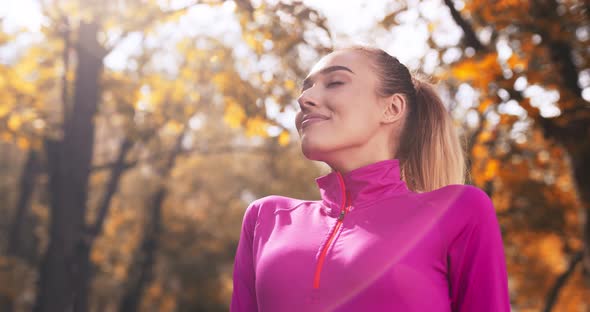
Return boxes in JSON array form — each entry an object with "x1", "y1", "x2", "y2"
[
  {"x1": 273, "y1": 200, "x2": 311, "y2": 213},
  {"x1": 347, "y1": 192, "x2": 415, "y2": 212}
]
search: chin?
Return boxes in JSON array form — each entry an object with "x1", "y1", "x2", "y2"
[
  {"x1": 302, "y1": 148, "x2": 322, "y2": 161},
  {"x1": 300, "y1": 140, "x2": 328, "y2": 161}
]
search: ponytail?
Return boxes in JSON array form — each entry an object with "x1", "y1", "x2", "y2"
[{"x1": 398, "y1": 75, "x2": 466, "y2": 192}]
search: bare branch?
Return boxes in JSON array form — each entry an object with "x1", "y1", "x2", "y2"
[
  {"x1": 442, "y1": 0, "x2": 487, "y2": 52},
  {"x1": 104, "y1": 2, "x2": 200, "y2": 55},
  {"x1": 89, "y1": 138, "x2": 134, "y2": 235},
  {"x1": 90, "y1": 144, "x2": 268, "y2": 172},
  {"x1": 543, "y1": 250, "x2": 583, "y2": 312}
]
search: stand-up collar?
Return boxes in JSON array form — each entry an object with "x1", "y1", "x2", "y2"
[{"x1": 315, "y1": 159, "x2": 411, "y2": 217}]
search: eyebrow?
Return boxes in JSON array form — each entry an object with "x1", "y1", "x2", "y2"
[{"x1": 302, "y1": 65, "x2": 355, "y2": 90}]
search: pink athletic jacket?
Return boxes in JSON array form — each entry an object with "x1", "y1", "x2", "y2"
[{"x1": 231, "y1": 159, "x2": 511, "y2": 311}]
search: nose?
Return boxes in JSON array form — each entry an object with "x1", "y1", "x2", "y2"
[{"x1": 297, "y1": 88, "x2": 318, "y2": 111}]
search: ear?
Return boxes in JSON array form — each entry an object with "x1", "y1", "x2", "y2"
[{"x1": 380, "y1": 93, "x2": 406, "y2": 125}]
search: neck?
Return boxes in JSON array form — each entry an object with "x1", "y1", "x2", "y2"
[
  {"x1": 328, "y1": 157, "x2": 390, "y2": 174},
  {"x1": 324, "y1": 151, "x2": 397, "y2": 174},
  {"x1": 320, "y1": 131, "x2": 398, "y2": 174}
]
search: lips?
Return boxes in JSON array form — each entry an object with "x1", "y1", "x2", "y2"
[{"x1": 301, "y1": 113, "x2": 330, "y2": 129}]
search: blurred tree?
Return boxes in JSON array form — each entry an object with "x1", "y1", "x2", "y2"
[
  {"x1": 379, "y1": 0, "x2": 589, "y2": 310},
  {"x1": 0, "y1": 0, "x2": 331, "y2": 311}
]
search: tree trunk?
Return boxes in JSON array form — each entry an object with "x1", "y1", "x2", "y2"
[
  {"x1": 118, "y1": 189, "x2": 165, "y2": 312},
  {"x1": 33, "y1": 21, "x2": 104, "y2": 312},
  {"x1": 74, "y1": 138, "x2": 133, "y2": 311},
  {"x1": 0, "y1": 150, "x2": 41, "y2": 312},
  {"x1": 7, "y1": 149, "x2": 40, "y2": 257},
  {"x1": 543, "y1": 250, "x2": 584, "y2": 312},
  {"x1": 119, "y1": 131, "x2": 185, "y2": 312},
  {"x1": 563, "y1": 140, "x2": 590, "y2": 286},
  {"x1": 444, "y1": 0, "x2": 590, "y2": 290}
]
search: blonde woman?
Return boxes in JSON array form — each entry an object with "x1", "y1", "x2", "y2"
[{"x1": 231, "y1": 46, "x2": 511, "y2": 312}]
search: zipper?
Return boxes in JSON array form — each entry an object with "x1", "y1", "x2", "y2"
[{"x1": 313, "y1": 171, "x2": 350, "y2": 290}]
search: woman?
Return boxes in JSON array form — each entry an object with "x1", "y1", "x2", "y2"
[{"x1": 231, "y1": 46, "x2": 511, "y2": 312}]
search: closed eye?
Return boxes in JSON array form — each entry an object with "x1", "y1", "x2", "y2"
[{"x1": 327, "y1": 81, "x2": 344, "y2": 88}]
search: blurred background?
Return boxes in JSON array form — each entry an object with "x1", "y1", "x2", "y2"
[{"x1": 0, "y1": 0, "x2": 588, "y2": 311}]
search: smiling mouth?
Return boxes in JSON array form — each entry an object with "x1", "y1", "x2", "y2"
[{"x1": 301, "y1": 117, "x2": 328, "y2": 129}]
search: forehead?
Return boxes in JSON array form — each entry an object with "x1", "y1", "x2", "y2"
[{"x1": 308, "y1": 50, "x2": 373, "y2": 77}]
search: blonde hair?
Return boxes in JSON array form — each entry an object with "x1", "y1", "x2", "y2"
[{"x1": 340, "y1": 46, "x2": 467, "y2": 192}]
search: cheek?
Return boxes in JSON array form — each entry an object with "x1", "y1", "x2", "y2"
[
  {"x1": 330, "y1": 108, "x2": 382, "y2": 148},
  {"x1": 335, "y1": 104, "x2": 377, "y2": 133}
]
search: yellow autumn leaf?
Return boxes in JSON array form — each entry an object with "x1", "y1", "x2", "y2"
[
  {"x1": 284, "y1": 79, "x2": 296, "y2": 91},
  {"x1": 245, "y1": 116, "x2": 268, "y2": 137},
  {"x1": 244, "y1": 32, "x2": 264, "y2": 54},
  {"x1": 7, "y1": 115, "x2": 22, "y2": 131},
  {"x1": 507, "y1": 54, "x2": 526, "y2": 71},
  {"x1": 213, "y1": 73, "x2": 230, "y2": 90},
  {"x1": 538, "y1": 233, "x2": 566, "y2": 273},
  {"x1": 160, "y1": 295, "x2": 177, "y2": 312},
  {"x1": 17, "y1": 137, "x2": 30, "y2": 150},
  {"x1": 0, "y1": 132, "x2": 12, "y2": 142},
  {"x1": 484, "y1": 159, "x2": 499, "y2": 180},
  {"x1": 184, "y1": 104, "x2": 196, "y2": 116},
  {"x1": 90, "y1": 248, "x2": 105, "y2": 264},
  {"x1": 148, "y1": 283, "x2": 163, "y2": 298},
  {"x1": 113, "y1": 264, "x2": 127, "y2": 281},
  {"x1": 180, "y1": 67, "x2": 193, "y2": 80},
  {"x1": 171, "y1": 83, "x2": 186, "y2": 103},
  {"x1": 427, "y1": 22, "x2": 436, "y2": 32},
  {"x1": 472, "y1": 144, "x2": 487, "y2": 159},
  {"x1": 164, "y1": 120, "x2": 183, "y2": 134},
  {"x1": 15, "y1": 55, "x2": 36, "y2": 76},
  {"x1": 478, "y1": 98, "x2": 493, "y2": 113},
  {"x1": 451, "y1": 53, "x2": 500, "y2": 87},
  {"x1": 176, "y1": 38, "x2": 191, "y2": 53},
  {"x1": 278, "y1": 130, "x2": 290, "y2": 146},
  {"x1": 477, "y1": 130, "x2": 493, "y2": 143},
  {"x1": 0, "y1": 104, "x2": 11, "y2": 118},
  {"x1": 189, "y1": 91, "x2": 201, "y2": 103},
  {"x1": 452, "y1": 60, "x2": 477, "y2": 81},
  {"x1": 16, "y1": 80, "x2": 36, "y2": 94},
  {"x1": 149, "y1": 89, "x2": 165, "y2": 107},
  {"x1": 223, "y1": 99, "x2": 246, "y2": 128}
]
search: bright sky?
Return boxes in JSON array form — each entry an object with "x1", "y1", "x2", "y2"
[
  {"x1": 0, "y1": 0, "x2": 43, "y2": 32},
  {"x1": 0, "y1": 0, "x2": 458, "y2": 66},
  {"x1": 0, "y1": 0, "x2": 575, "y2": 130}
]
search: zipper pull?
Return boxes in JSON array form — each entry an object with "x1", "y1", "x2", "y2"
[{"x1": 337, "y1": 209, "x2": 346, "y2": 221}]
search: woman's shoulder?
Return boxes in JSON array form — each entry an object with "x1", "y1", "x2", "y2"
[
  {"x1": 417, "y1": 184, "x2": 501, "y2": 251},
  {"x1": 245, "y1": 194, "x2": 319, "y2": 216},
  {"x1": 430, "y1": 183, "x2": 491, "y2": 201},
  {"x1": 250, "y1": 194, "x2": 316, "y2": 206},
  {"x1": 417, "y1": 183, "x2": 496, "y2": 224}
]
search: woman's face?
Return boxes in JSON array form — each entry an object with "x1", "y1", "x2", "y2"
[{"x1": 295, "y1": 50, "x2": 390, "y2": 164}]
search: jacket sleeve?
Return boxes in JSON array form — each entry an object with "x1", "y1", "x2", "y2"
[
  {"x1": 230, "y1": 201, "x2": 259, "y2": 312},
  {"x1": 448, "y1": 188, "x2": 511, "y2": 312}
]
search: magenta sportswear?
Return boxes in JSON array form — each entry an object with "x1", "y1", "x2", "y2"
[{"x1": 231, "y1": 159, "x2": 511, "y2": 311}]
